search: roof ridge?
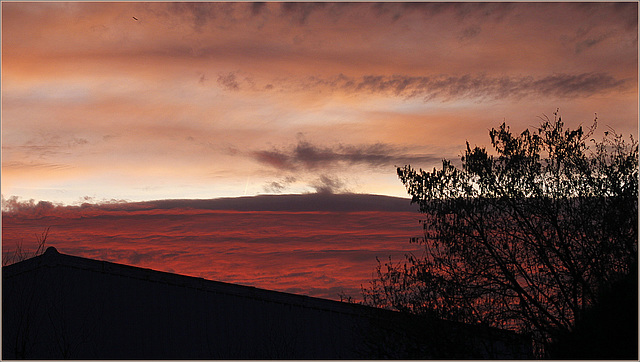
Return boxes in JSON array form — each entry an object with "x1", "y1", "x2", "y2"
[
  {"x1": 3, "y1": 247, "x2": 528, "y2": 339},
  {"x1": 4, "y1": 247, "x2": 376, "y2": 316}
]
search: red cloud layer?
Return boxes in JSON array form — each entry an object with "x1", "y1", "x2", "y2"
[{"x1": 2, "y1": 206, "x2": 424, "y2": 300}]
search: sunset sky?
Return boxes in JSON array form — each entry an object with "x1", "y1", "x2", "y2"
[
  {"x1": 1, "y1": 2, "x2": 638, "y2": 300},
  {"x1": 3, "y1": 2, "x2": 637, "y2": 204},
  {"x1": 1, "y1": 194, "x2": 425, "y2": 300}
]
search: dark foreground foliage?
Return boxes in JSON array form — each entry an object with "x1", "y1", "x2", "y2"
[
  {"x1": 547, "y1": 262, "x2": 638, "y2": 359},
  {"x1": 363, "y1": 111, "x2": 638, "y2": 357}
]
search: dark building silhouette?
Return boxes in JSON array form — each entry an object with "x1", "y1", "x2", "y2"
[{"x1": 3, "y1": 247, "x2": 533, "y2": 359}]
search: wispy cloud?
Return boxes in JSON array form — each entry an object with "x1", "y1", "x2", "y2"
[
  {"x1": 252, "y1": 140, "x2": 439, "y2": 171},
  {"x1": 280, "y1": 2, "x2": 329, "y2": 25},
  {"x1": 295, "y1": 73, "x2": 629, "y2": 101},
  {"x1": 263, "y1": 176, "x2": 297, "y2": 194},
  {"x1": 311, "y1": 175, "x2": 348, "y2": 194},
  {"x1": 217, "y1": 72, "x2": 240, "y2": 91},
  {"x1": 2, "y1": 161, "x2": 74, "y2": 172},
  {"x1": 209, "y1": 71, "x2": 629, "y2": 101}
]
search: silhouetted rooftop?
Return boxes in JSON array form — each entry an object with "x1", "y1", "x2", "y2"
[
  {"x1": 3, "y1": 246, "x2": 534, "y2": 359},
  {"x1": 9, "y1": 246, "x2": 373, "y2": 316}
]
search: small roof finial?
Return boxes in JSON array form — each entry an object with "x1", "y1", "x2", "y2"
[{"x1": 44, "y1": 246, "x2": 59, "y2": 255}]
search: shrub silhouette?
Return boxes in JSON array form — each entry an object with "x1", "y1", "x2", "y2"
[{"x1": 547, "y1": 262, "x2": 638, "y2": 359}]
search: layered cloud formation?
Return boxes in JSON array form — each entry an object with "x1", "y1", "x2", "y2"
[
  {"x1": 2, "y1": 2, "x2": 637, "y2": 204},
  {"x1": 2, "y1": 194, "x2": 423, "y2": 300}
]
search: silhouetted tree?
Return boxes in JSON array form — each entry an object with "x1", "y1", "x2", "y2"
[{"x1": 362, "y1": 111, "x2": 638, "y2": 356}]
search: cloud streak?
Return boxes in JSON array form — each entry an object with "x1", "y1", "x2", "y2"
[
  {"x1": 224, "y1": 72, "x2": 630, "y2": 101},
  {"x1": 252, "y1": 140, "x2": 439, "y2": 171}
]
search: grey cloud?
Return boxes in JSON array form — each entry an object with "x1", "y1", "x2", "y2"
[
  {"x1": 576, "y1": 2, "x2": 638, "y2": 32},
  {"x1": 280, "y1": 2, "x2": 327, "y2": 25},
  {"x1": 4, "y1": 135, "x2": 90, "y2": 161},
  {"x1": 264, "y1": 181, "x2": 286, "y2": 193},
  {"x1": 395, "y1": 2, "x2": 515, "y2": 22},
  {"x1": 189, "y1": 3, "x2": 215, "y2": 30},
  {"x1": 262, "y1": 176, "x2": 297, "y2": 194},
  {"x1": 459, "y1": 25, "x2": 481, "y2": 41},
  {"x1": 217, "y1": 72, "x2": 240, "y2": 91},
  {"x1": 370, "y1": 3, "x2": 396, "y2": 19},
  {"x1": 251, "y1": 2, "x2": 266, "y2": 16},
  {"x1": 1, "y1": 195, "x2": 63, "y2": 214},
  {"x1": 167, "y1": 2, "x2": 233, "y2": 31},
  {"x1": 252, "y1": 140, "x2": 439, "y2": 171},
  {"x1": 575, "y1": 31, "x2": 614, "y2": 54},
  {"x1": 68, "y1": 138, "x2": 89, "y2": 146},
  {"x1": 253, "y1": 150, "x2": 292, "y2": 170},
  {"x1": 452, "y1": 2, "x2": 515, "y2": 21},
  {"x1": 530, "y1": 73, "x2": 627, "y2": 98},
  {"x1": 167, "y1": 2, "x2": 516, "y2": 29},
  {"x1": 11, "y1": 193, "x2": 417, "y2": 213},
  {"x1": 576, "y1": 37, "x2": 605, "y2": 52},
  {"x1": 297, "y1": 72, "x2": 629, "y2": 101},
  {"x1": 262, "y1": 173, "x2": 349, "y2": 196},
  {"x1": 311, "y1": 175, "x2": 347, "y2": 195},
  {"x1": 2, "y1": 161, "x2": 73, "y2": 171},
  {"x1": 612, "y1": 2, "x2": 638, "y2": 31},
  {"x1": 415, "y1": 2, "x2": 632, "y2": 25},
  {"x1": 567, "y1": 3, "x2": 637, "y2": 51}
]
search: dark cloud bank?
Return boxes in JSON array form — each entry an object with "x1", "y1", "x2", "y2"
[
  {"x1": 2, "y1": 193, "x2": 418, "y2": 214},
  {"x1": 105, "y1": 193, "x2": 419, "y2": 213}
]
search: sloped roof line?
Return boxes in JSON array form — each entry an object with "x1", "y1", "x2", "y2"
[
  {"x1": 3, "y1": 247, "x2": 379, "y2": 317},
  {"x1": 4, "y1": 247, "x2": 531, "y2": 342}
]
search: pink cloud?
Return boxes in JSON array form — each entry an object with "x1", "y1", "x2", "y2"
[{"x1": 2, "y1": 197, "x2": 424, "y2": 300}]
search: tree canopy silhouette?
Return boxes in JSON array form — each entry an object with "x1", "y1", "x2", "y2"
[{"x1": 362, "y1": 111, "x2": 638, "y2": 356}]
